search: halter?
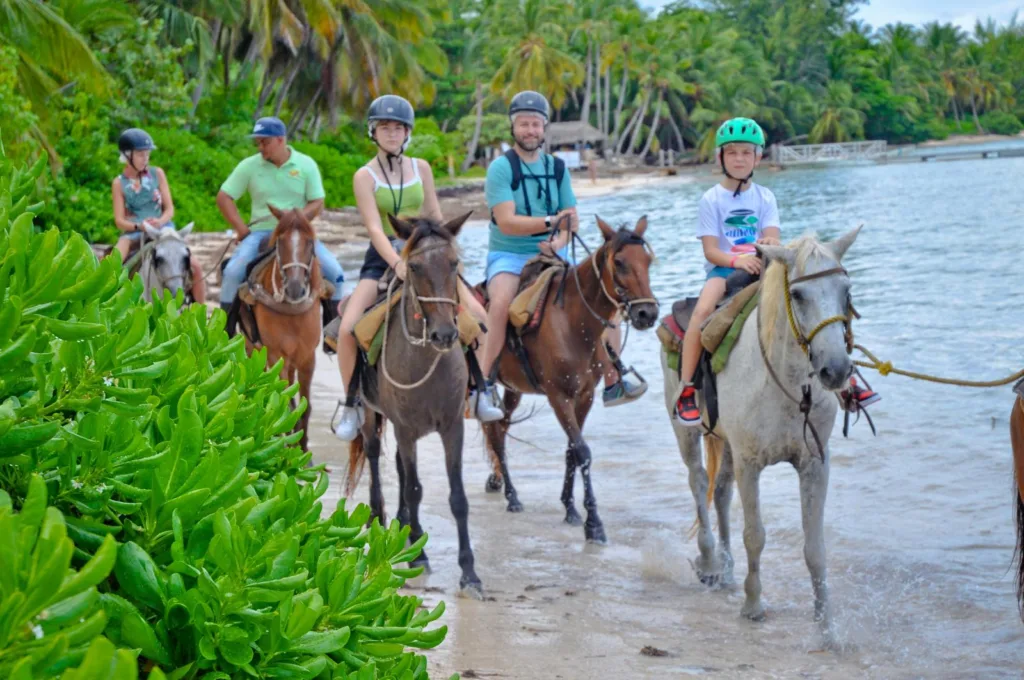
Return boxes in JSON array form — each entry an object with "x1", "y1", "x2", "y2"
[
  {"x1": 380, "y1": 239, "x2": 462, "y2": 390},
  {"x1": 137, "y1": 233, "x2": 194, "y2": 303},
  {"x1": 568, "y1": 230, "x2": 659, "y2": 329},
  {"x1": 756, "y1": 261, "x2": 856, "y2": 461},
  {"x1": 271, "y1": 240, "x2": 316, "y2": 305}
]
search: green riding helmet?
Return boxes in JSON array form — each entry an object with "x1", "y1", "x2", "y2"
[{"x1": 715, "y1": 117, "x2": 766, "y2": 149}]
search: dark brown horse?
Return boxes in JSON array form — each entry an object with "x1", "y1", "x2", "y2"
[
  {"x1": 344, "y1": 212, "x2": 483, "y2": 596},
  {"x1": 1012, "y1": 380, "x2": 1024, "y2": 618},
  {"x1": 244, "y1": 205, "x2": 322, "y2": 452},
  {"x1": 482, "y1": 216, "x2": 658, "y2": 543}
]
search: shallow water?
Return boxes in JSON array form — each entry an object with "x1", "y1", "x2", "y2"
[{"x1": 310, "y1": 157, "x2": 1024, "y2": 678}]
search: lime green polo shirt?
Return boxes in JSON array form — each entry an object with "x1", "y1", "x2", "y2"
[{"x1": 220, "y1": 147, "x2": 325, "y2": 228}]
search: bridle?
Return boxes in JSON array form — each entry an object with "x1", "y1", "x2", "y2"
[
  {"x1": 270, "y1": 234, "x2": 316, "y2": 305},
  {"x1": 567, "y1": 230, "x2": 659, "y2": 331}
]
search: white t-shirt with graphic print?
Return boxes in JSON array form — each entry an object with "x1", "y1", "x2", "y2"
[{"x1": 696, "y1": 182, "x2": 780, "y2": 273}]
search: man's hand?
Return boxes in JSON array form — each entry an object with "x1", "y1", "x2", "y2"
[{"x1": 556, "y1": 207, "x2": 579, "y2": 233}]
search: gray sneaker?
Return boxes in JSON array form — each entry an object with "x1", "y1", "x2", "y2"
[
  {"x1": 468, "y1": 384, "x2": 504, "y2": 423},
  {"x1": 332, "y1": 402, "x2": 364, "y2": 441},
  {"x1": 603, "y1": 376, "x2": 648, "y2": 407}
]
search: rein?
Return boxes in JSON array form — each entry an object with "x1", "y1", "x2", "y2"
[
  {"x1": 380, "y1": 240, "x2": 461, "y2": 391},
  {"x1": 756, "y1": 262, "x2": 854, "y2": 462}
]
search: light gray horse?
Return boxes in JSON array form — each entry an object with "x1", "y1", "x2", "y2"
[
  {"x1": 137, "y1": 223, "x2": 194, "y2": 303},
  {"x1": 661, "y1": 227, "x2": 861, "y2": 646}
]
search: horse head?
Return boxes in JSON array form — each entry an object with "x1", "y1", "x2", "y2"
[
  {"x1": 388, "y1": 211, "x2": 472, "y2": 352},
  {"x1": 268, "y1": 205, "x2": 317, "y2": 304},
  {"x1": 141, "y1": 222, "x2": 193, "y2": 301},
  {"x1": 756, "y1": 226, "x2": 862, "y2": 391},
  {"x1": 593, "y1": 214, "x2": 659, "y2": 330}
]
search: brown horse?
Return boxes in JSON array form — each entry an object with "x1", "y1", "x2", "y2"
[
  {"x1": 344, "y1": 212, "x2": 482, "y2": 596},
  {"x1": 1012, "y1": 380, "x2": 1024, "y2": 618},
  {"x1": 242, "y1": 205, "x2": 322, "y2": 452},
  {"x1": 482, "y1": 216, "x2": 658, "y2": 543}
]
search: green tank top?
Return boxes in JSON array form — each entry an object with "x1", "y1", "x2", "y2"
[{"x1": 366, "y1": 158, "x2": 425, "y2": 237}]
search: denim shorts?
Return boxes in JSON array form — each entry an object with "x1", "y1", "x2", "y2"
[
  {"x1": 119, "y1": 221, "x2": 177, "y2": 240},
  {"x1": 359, "y1": 238, "x2": 405, "y2": 281},
  {"x1": 485, "y1": 247, "x2": 569, "y2": 282},
  {"x1": 706, "y1": 266, "x2": 736, "y2": 280}
]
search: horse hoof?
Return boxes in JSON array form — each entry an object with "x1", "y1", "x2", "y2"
[
  {"x1": 741, "y1": 604, "x2": 767, "y2": 622},
  {"x1": 564, "y1": 509, "x2": 583, "y2": 526},
  {"x1": 585, "y1": 525, "x2": 607, "y2": 545},
  {"x1": 458, "y1": 580, "x2": 485, "y2": 600},
  {"x1": 485, "y1": 474, "x2": 503, "y2": 493},
  {"x1": 507, "y1": 499, "x2": 523, "y2": 513},
  {"x1": 698, "y1": 571, "x2": 721, "y2": 588}
]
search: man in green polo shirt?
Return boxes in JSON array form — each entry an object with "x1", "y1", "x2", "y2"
[{"x1": 217, "y1": 116, "x2": 345, "y2": 325}]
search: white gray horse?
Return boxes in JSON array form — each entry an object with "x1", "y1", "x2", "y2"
[
  {"x1": 661, "y1": 227, "x2": 861, "y2": 645},
  {"x1": 137, "y1": 223, "x2": 195, "y2": 303}
]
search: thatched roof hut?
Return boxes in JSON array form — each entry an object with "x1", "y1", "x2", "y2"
[{"x1": 545, "y1": 121, "x2": 606, "y2": 147}]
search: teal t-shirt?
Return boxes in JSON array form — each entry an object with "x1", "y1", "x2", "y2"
[{"x1": 485, "y1": 153, "x2": 577, "y2": 254}]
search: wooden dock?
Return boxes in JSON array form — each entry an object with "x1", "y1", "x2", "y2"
[{"x1": 770, "y1": 140, "x2": 888, "y2": 165}]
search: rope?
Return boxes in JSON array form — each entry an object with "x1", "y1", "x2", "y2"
[
  {"x1": 853, "y1": 344, "x2": 1024, "y2": 388},
  {"x1": 379, "y1": 272, "x2": 456, "y2": 391}
]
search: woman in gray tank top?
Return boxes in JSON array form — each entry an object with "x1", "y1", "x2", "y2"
[{"x1": 111, "y1": 128, "x2": 206, "y2": 303}]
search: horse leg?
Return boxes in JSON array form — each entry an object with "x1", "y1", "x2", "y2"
[
  {"x1": 363, "y1": 415, "x2": 386, "y2": 527},
  {"x1": 550, "y1": 393, "x2": 605, "y2": 544},
  {"x1": 560, "y1": 444, "x2": 581, "y2": 527},
  {"x1": 296, "y1": 355, "x2": 314, "y2": 453},
  {"x1": 1011, "y1": 397, "x2": 1024, "y2": 618},
  {"x1": 440, "y1": 417, "x2": 483, "y2": 597},
  {"x1": 395, "y1": 448, "x2": 408, "y2": 528},
  {"x1": 713, "y1": 441, "x2": 736, "y2": 585},
  {"x1": 393, "y1": 428, "x2": 429, "y2": 572},
  {"x1": 797, "y1": 451, "x2": 833, "y2": 642},
  {"x1": 482, "y1": 390, "x2": 523, "y2": 512},
  {"x1": 735, "y1": 456, "x2": 766, "y2": 621},
  {"x1": 673, "y1": 423, "x2": 718, "y2": 584}
]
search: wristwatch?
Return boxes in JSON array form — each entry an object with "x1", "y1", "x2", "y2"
[{"x1": 544, "y1": 216, "x2": 552, "y2": 230}]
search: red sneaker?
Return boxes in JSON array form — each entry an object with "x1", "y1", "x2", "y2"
[
  {"x1": 840, "y1": 377, "x2": 881, "y2": 412},
  {"x1": 673, "y1": 385, "x2": 702, "y2": 426}
]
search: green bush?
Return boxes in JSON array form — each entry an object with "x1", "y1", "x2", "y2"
[
  {"x1": 291, "y1": 142, "x2": 366, "y2": 208},
  {"x1": 0, "y1": 158, "x2": 454, "y2": 678},
  {"x1": 979, "y1": 110, "x2": 1023, "y2": 136}
]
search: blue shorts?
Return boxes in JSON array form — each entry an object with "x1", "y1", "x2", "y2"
[
  {"x1": 486, "y1": 247, "x2": 569, "y2": 282},
  {"x1": 706, "y1": 266, "x2": 736, "y2": 280}
]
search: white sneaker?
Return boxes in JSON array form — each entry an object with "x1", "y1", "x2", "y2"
[
  {"x1": 468, "y1": 385, "x2": 504, "y2": 423},
  {"x1": 332, "y1": 403, "x2": 364, "y2": 441}
]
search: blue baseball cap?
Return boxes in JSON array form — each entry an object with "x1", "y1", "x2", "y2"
[{"x1": 250, "y1": 117, "x2": 287, "y2": 138}]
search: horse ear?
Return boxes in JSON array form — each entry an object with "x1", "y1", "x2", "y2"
[
  {"x1": 387, "y1": 214, "x2": 414, "y2": 240},
  {"x1": 754, "y1": 243, "x2": 793, "y2": 267},
  {"x1": 633, "y1": 214, "x2": 648, "y2": 238},
  {"x1": 829, "y1": 224, "x2": 862, "y2": 262},
  {"x1": 178, "y1": 222, "x2": 194, "y2": 238},
  {"x1": 143, "y1": 223, "x2": 162, "y2": 240},
  {"x1": 268, "y1": 204, "x2": 283, "y2": 220},
  {"x1": 596, "y1": 215, "x2": 616, "y2": 241},
  {"x1": 442, "y1": 211, "x2": 473, "y2": 239}
]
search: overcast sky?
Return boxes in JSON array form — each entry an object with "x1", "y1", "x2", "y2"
[{"x1": 640, "y1": 1, "x2": 1022, "y2": 31}]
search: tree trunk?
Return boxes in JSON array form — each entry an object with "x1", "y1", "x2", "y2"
[
  {"x1": 290, "y1": 83, "x2": 323, "y2": 135},
  {"x1": 461, "y1": 82, "x2": 485, "y2": 172},
  {"x1": 191, "y1": 19, "x2": 221, "y2": 116},
  {"x1": 603, "y1": 56, "x2": 612, "y2": 136},
  {"x1": 610, "y1": 64, "x2": 630, "y2": 150},
  {"x1": 310, "y1": 111, "x2": 323, "y2": 142},
  {"x1": 969, "y1": 91, "x2": 983, "y2": 133},
  {"x1": 638, "y1": 89, "x2": 663, "y2": 157},
  {"x1": 255, "y1": 71, "x2": 278, "y2": 119},
  {"x1": 593, "y1": 46, "x2": 602, "y2": 131},
  {"x1": 617, "y1": 103, "x2": 644, "y2": 155},
  {"x1": 233, "y1": 37, "x2": 262, "y2": 90},
  {"x1": 667, "y1": 108, "x2": 686, "y2": 152},
  {"x1": 274, "y1": 55, "x2": 304, "y2": 116},
  {"x1": 624, "y1": 88, "x2": 651, "y2": 155},
  {"x1": 579, "y1": 41, "x2": 592, "y2": 125},
  {"x1": 950, "y1": 96, "x2": 961, "y2": 128},
  {"x1": 222, "y1": 28, "x2": 232, "y2": 91}
]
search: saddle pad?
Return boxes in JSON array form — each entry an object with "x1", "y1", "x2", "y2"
[
  {"x1": 700, "y1": 281, "x2": 761, "y2": 354},
  {"x1": 354, "y1": 290, "x2": 403, "y2": 353},
  {"x1": 709, "y1": 293, "x2": 759, "y2": 374},
  {"x1": 509, "y1": 267, "x2": 560, "y2": 329}
]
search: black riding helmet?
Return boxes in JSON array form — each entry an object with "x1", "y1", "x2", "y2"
[
  {"x1": 367, "y1": 95, "x2": 414, "y2": 170},
  {"x1": 508, "y1": 91, "x2": 550, "y2": 122},
  {"x1": 118, "y1": 128, "x2": 156, "y2": 173}
]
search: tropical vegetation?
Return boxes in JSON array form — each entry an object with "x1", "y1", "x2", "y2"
[{"x1": 1, "y1": 0, "x2": 1023, "y2": 241}]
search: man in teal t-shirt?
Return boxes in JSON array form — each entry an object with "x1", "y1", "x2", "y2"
[{"x1": 470, "y1": 91, "x2": 646, "y2": 415}]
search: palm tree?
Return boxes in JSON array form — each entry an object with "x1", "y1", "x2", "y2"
[{"x1": 809, "y1": 81, "x2": 864, "y2": 142}]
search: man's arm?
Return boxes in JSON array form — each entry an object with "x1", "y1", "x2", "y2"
[
  {"x1": 302, "y1": 199, "x2": 324, "y2": 221},
  {"x1": 217, "y1": 190, "x2": 249, "y2": 239}
]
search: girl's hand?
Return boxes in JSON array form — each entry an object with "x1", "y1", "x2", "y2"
[
  {"x1": 394, "y1": 260, "x2": 407, "y2": 281},
  {"x1": 736, "y1": 256, "x2": 762, "y2": 275}
]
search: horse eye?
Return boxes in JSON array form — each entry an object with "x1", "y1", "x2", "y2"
[
  {"x1": 408, "y1": 262, "x2": 422, "y2": 274},
  {"x1": 154, "y1": 256, "x2": 164, "y2": 267},
  {"x1": 449, "y1": 259, "x2": 459, "y2": 269},
  {"x1": 614, "y1": 258, "x2": 628, "y2": 273},
  {"x1": 791, "y1": 289, "x2": 804, "y2": 303}
]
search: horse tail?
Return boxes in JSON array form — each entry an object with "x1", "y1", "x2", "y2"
[
  {"x1": 1010, "y1": 396, "x2": 1024, "y2": 619},
  {"x1": 344, "y1": 416, "x2": 384, "y2": 497},
  {"x1": 686, "y1": 433, "x2": 725, "y2": 540}
]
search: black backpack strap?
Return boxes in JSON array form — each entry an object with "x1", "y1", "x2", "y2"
[
  {"x1": 503, "y1": 149, "x2": 533, "y2": 216},
  {"x1": 552, "y1": 156, "x2": 565, "y2": 211}
]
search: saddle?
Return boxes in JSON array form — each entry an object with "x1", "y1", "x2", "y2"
[{"x1": 323, "y1": 275, "x2": 481, "y2": 367}]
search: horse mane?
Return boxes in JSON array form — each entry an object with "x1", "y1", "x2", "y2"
[
  {"x1": 759, "y1": 233, "x2": 833, "y2": 354},
  {"x1": 269, "y1": 209, "x2": 315, "y2": 246}
]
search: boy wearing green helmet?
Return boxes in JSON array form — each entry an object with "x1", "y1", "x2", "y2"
[{"x1": 673, "y1": 118, "x2": 879, "y2": 425}]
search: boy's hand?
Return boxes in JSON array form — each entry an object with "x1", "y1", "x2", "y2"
[
  {"x1": 757, "y1": 236, "x2": 781, "y2": 246},
  {"x1": 736, "y1": 256, "x2": 762, "y2": 275}
]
